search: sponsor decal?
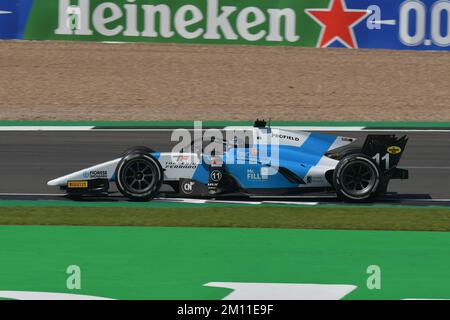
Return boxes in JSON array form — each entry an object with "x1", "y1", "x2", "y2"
[
  {"x1": 247, "y1": 169, "x2": 268, "y2": 181},
  {"x1": 68, "y1": 181, "x2": 88, "y2": 188},
  {"x1": 166, "y1": 155, "x2": 197, "y2": 169},
  {"x1": 54, "y1": 0, "x2": 301, "y2": 43},
  {"x1": 387, "y1": 145, "x2": 402, "y2": 155},
  {"x1": 207, "y1": 182, "x2": 219, "y2": 188},
  {"x1": 271, "y1": 133, "x2": 301, "y2": 142},
  {"x1": 4, "y1": 0, "x2": 450, "y2": 51},
  {"x1": 181, "y1": 180, "x2": 195, "y2": 194},
  {"x1": 165, "y1": 161, "x2": 197, "y2": 169},
  {"x1": 210, "y1": 170, "x2": 222, "y2": 182},
  {"x1": 82, "y1": 170, "x2": 108, "y2": 179}
]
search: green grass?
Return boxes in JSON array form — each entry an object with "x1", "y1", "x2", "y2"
[{"x1": 0, "y1": 206, "x2": 449, "y2": 231}]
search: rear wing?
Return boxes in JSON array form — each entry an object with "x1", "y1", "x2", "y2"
[{"x1": 362, "y1": 135, "x2": 408, "y2": 179}]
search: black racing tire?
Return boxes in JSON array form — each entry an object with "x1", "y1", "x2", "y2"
[
  {"x1": 115, "y1": 152, "x2": 163, "y2": 201},
  {"x1": 120, "y1": 146, "x2": 156, "y2": 157},
  {"x1": 333, "y1": 153, "x2": 380, "y2": 202}
]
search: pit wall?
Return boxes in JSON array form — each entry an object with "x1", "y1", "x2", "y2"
[{"x1": 1, "y1": 0, "x2": 450, "y2": 50}]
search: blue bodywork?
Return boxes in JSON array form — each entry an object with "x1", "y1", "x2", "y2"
[{"x1": 191, "y1": 132, "x2": 338, "y2": 189}]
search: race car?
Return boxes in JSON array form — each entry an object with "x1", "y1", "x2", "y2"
[{"x1": 47, "y1": 120, "x2": 408, "y2": 202}]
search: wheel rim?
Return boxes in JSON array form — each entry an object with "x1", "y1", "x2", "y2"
[
  {"x1": 120, "y1": 158, "x2": 157, "y2": 194},
  {"x1": 341, "y1": 160, "x2": 377, "y2": 197}
]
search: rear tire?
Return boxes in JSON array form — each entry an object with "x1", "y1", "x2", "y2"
[
  {"x1": 116, "y1": 152, "x2": 163, "y2": 201},
  {"x1": 333, "y1": 154, "x2": 380, "y2": 202}
]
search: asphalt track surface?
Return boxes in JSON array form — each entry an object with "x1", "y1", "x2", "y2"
[{"x1": 0, "y1": 129, "x2": 449, "y2": 206}]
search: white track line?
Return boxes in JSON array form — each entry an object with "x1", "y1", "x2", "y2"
[
  {"x1": 0, "y1": 126, "x2": 95, "y2": 131},
  {"x1": 224, "y1": 126, "x2": 450, "y2": 132},
  {"x1": 359, "y1": 129, "x2": 450, "y2": 133},
  {"x1": 383, "y1": 198, "x2": 450, "y2": 202},
  {"x1": 95, "y1": 128, "x2": 450, "y2": 133},
  {"x1": 262, "y1": 201, "x2": 319, "y2": 205},
  {"x1": 131, "y1": 197, "x2": 319, "y2": 206},
  {"x1": 101, "y1": 41, "x2": 127, "y2": 44},
  {"x1": 206, "y1": 200, "x2": 261, "y2": 205},
  {"x1": 156, "y1": 198, "x2": 261, "y2": 205},
  {"x1": 225, "y1": 126, "x2": 366, "y2": 131},
  {"x1": 0, "y1": 126, "x2": 449, "y2": 132},
  {"x1": 0, "y1": 193, "x2": 64, "y2": 197},
  {"x1": 250, "y1": 195, "x2": 336, "y2": 199},
  {"x1": 154, "y1": 197, "x2": 207, "y2": 204},
  {"x1": 0, "y1": 193, "x2": 448, "y2": 204}
]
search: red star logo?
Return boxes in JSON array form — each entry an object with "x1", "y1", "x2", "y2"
[{"x1": 305, "y1": 0, "x2": 369, "y2": 48}]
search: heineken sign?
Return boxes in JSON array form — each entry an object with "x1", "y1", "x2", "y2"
[
  {"x1": 1, "y1": 0, "x2": 450, "y2": 50},
  {"x1": 54, "y1": 0, "x2": 301, "y2": 43}
]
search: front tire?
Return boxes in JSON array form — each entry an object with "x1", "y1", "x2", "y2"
[
  {"x1": 333, "y1": 154, "x2": 380, "y2": 202},
  {"x1": 116, "y1": 152, "x2": 163, "y2": 201}
]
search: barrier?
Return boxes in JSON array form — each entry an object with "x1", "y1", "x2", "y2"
[{"x1": 1, "y1": 0, "x2": 450, "y2": 50}]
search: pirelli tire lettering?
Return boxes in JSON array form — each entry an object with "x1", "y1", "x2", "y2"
[{"x1": 67, "y1": 181, "x2": 88, "y2": 188}]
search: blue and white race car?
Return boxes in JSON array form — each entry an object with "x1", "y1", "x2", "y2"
[{"x1": 48, "y1": 121, "x2": 408, "y2": 202}]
